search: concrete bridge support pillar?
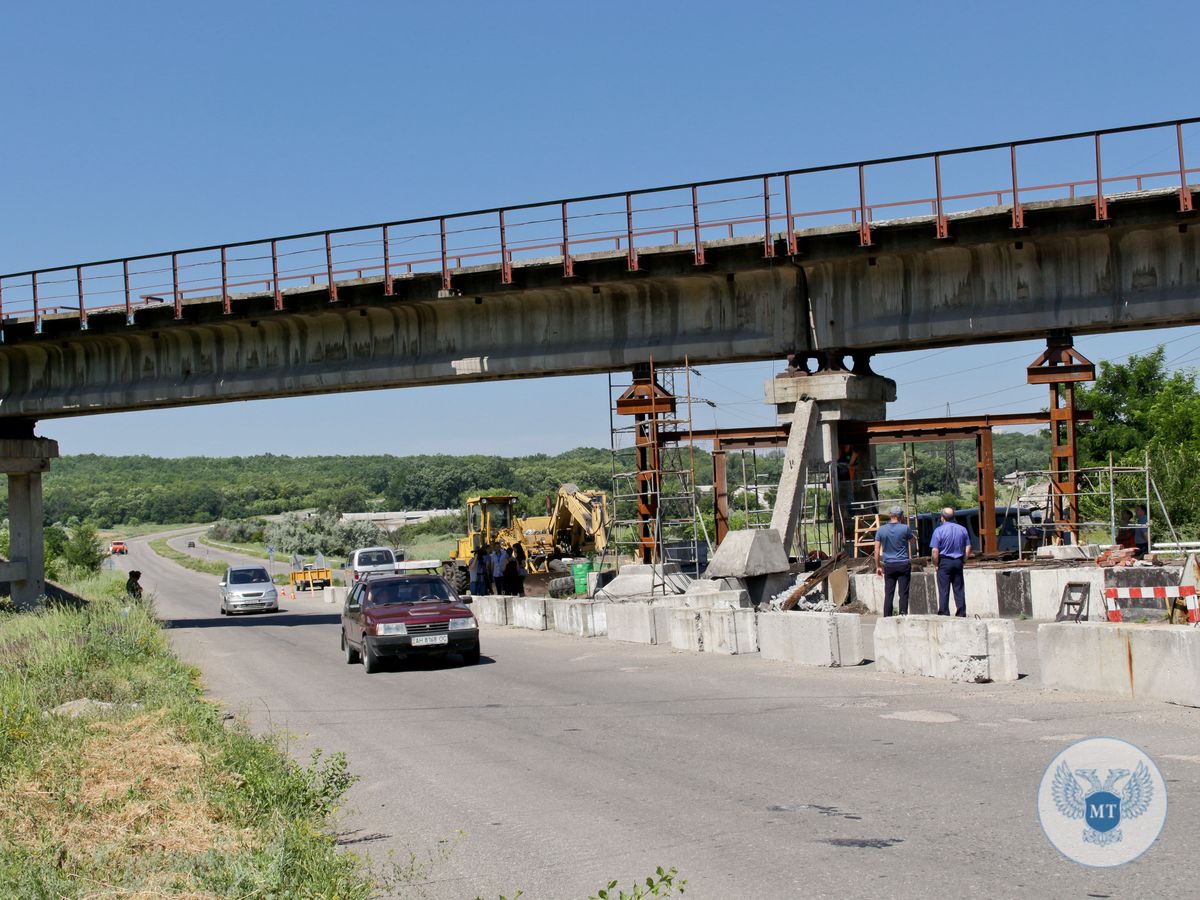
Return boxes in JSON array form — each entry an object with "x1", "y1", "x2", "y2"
[
  {"x1": 765, "y1": 363, "x2": 895, "y2": 558},
  {"x1": 0, "y1": 433, "x2": 59, "y2": 610}
]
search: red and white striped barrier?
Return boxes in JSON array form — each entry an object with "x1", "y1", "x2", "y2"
[{"x1": 1103, "y1": 585, "x2": 1198, "y2": 623}]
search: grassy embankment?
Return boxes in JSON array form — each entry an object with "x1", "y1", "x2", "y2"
[
  {"x1": 99, "y1": 523, "x2": 202, "y2": 541},
  {"x1": 199, "y1": 533, "x2": 458, "y2": 570},
  {"x1": 0, "y1": 572, "x2": 379, "y2": 896}
]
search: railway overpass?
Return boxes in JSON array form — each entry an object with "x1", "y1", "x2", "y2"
[{"x1": 0, "y1": 117, "x2": 1198, "y2": 603}]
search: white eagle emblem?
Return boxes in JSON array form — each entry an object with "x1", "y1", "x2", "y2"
[{"x1": 1052, "y1": 760, "x2": 1155, "y2": 847}]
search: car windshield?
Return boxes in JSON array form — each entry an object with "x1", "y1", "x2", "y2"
[
  {"x1": 367, "y1": 579, "x2": 454, "y2": 606},
  {"x1": 229, "y1": 568, "x2": 270, "y2": 584},
  {"x1": 357, "y1": 550, "x2": 394, "y2": 567}
]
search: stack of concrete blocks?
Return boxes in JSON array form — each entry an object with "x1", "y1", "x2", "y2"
[
  {"x1": 757, "y1": 611, "x2": 865, "y2": 667},
  {"x1": 1038, "y1": 622, "x2": 1200, "y2": 706},
  {"x1": 703, "y1": 529, "x2": 794, "y2": 608},
  {"x1": 594, "y1": 563, "x2": 691, "y2": 601},
  {"x1": 548, "y1": 598, "x2": 607, "y2": 637},
  {"x1": 873, "y1": 615, "x2": 1018, "y2": 683}
]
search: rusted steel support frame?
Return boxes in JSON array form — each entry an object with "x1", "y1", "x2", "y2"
[
  {"x1": 713, "y1": 439, "x2": 730, "y2": 546},
  {"x1": 784, "y1": 175, "x2": 797, "y2": 255},
  {"x1": 976, "y1": 428, "x2": 997, "y2": 554}
]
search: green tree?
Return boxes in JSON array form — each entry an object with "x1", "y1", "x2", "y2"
[{"x1": 63, "y1": 522, "x2": 106, "y2": 574}]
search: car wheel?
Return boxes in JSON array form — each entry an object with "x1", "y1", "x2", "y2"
[
  {"x1": 362, "y1": 637, "x2": 381, "y2": 674},
  {"x1": 342, "y1": 630, "x2": 360, "y2": 664},
  {"x1": 461, "y1": 642, "x2": 481, "y2": 665},
  {"x1": 219, "y1": 605, "x2": 226, "y2": 616}
]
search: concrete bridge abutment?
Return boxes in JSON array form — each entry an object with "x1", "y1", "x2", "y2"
[{"x1": 0, "y1": 429, "x2": 58, "y2": 609}]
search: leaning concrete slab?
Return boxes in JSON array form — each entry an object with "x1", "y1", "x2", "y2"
[
  {"x1": 873, "y1": 616, "x2": 1018, "y2": 683},
  {"x1": 509, "y1": 596, "x2": 547, "y2": 631},
  {"x1": 757, "y1": 611, "x2": 864, "y2": 667},
  {"x1": 1038, "y1": 622, "x2": 1200, "y2": 706},
  {"x1": 607, "y1": 602, "x2": 659, "y2": 645},
  {"x1": 705, "y1": 529, "x2": 790, "y2": 579},
  {"x1": 595, "y1": 563, "x2": 690, "y2": 600},
  {"x1": 699, "y1": 608, "x2": 758, "y2": 655}
]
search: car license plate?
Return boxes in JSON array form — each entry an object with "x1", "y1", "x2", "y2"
[{"x1": 412, "y1": 634, "x2": 449, "y2": 647}]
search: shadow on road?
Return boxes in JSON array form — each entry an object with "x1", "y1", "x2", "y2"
[{"x1": 163, "y1": 611, "x2": 341, "y2": 629}]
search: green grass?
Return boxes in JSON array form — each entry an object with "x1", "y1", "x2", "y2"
[
  {"x1": 200, "y1": 534, "x2": 272, "y2": 561},
  {"x1": 148, "y1": 538, "x2": 228, "y2": 577},
  {"x1": 404, "y1": 535, "x2": 457, "y2": 561},
  {"x1": 0, "y1": 572, "x2": 378, "y2": 897},
  {"x1": 98, "y1": 522, "x2": 203, "y2": 540}
]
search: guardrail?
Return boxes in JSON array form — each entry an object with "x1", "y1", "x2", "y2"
[{"x1": 2, "y1": 116, "x2": 1197, "y2": 335}]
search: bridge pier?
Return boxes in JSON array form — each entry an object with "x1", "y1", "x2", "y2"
[
  {"x1": 0, "y1": 425, "x2": 58, "y2": 609},
  {"x1": 766, "y1": 360, "x2": 895, "y2": 557}
]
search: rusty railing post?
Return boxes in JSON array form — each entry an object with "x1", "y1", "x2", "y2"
[
  {"x1": 691, "y1": 185, "x2": 705, "y2": 266},
  {"x1": 625, "y1": 193, "x2": 638, "y2": 271},
  {"x1": 76, "y1": 265, "x2": 87, "y2": 329},
  {"x1": 271, "y1": 240, "x2": 282, "y2": 309},
  {"x1": 172, "y1": 252, "x2": 182, "y2": 318},
  {"x1": 1179, "y1": 123, "x2": 1194, "y2": 214},
  {"x1": 1010, "y1": 144, "x2": 1025, "y2": 229},
  {"x1": 220, "y1": 247, "x2": 230, "y2": 314},
  {"x1": 784, "y1": 174, "x2": 797, "y2": 256},
  {"x1": 31, "y1": 272, "x2": 40, "y2": 333},
  {"x1": 499, "y1": 210, "x2": 512, "y2": 284},
  {"x1": 561, "y1": 201, "x2": 574, "y2": 277},
  {"x1": 325, "y1": 233, "x2": 338, "y2": 302},
  {"x1": 934, "y1": 154, "x2": 949, "y2": 239},
  {"x1": 439, "y1": 217, "x2": 451, "y2": 292},
  {"x1": 857, "y1": 164, "x2": 872, "y2": 246},
  {"x1": 1094, "y1": 133, "x2": 1109, "y2": 221},
  {"x1": 762, "y1": 176, "x2": 775, "y2": 258},
  {"x1": 123, "y1": 259, "x2": 132, "y2": 322},
  {"x1": 382, "y1": 225, "x2": 393, "y2": 296}
]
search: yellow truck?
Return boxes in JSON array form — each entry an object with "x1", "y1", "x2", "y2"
[
  {"x1": 441, "y1": 484, "x2": 610, "y2": 592},
  {"x1": 290, "y1": 564, "x2": 333, "y2": 592}
]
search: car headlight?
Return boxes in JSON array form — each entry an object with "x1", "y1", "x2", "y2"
[
  {"x1": 376, "y1": 622, "x2": 407, "y2": 636},
  {"x1": 449, "y1": 617, "x2": 477, "y2": 631}
]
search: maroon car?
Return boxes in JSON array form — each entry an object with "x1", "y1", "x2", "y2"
[{"x1": 340, "y1": 574, "x2": 480, "y2": 674}]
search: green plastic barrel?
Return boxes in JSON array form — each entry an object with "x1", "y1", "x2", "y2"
[{"x1": 571, "y1": 561, "x2": 593, "y2": 595}]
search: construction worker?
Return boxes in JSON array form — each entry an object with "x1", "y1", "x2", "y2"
[
  {"x1": 490, "y1": 545, "x2": 509, "y2": 595},
  {"x1": 1133, "y1": 504, "x2": 1150, "y2": 558},
  {"x1": 930, "y1": 507, "x2": 972, "y2": 616},
  {"x1": 511, "y1": 543, "x2": 528, "y2": 597},
  {"x1": 874, "y1": 506, "x2": 914, "y2": 616}
]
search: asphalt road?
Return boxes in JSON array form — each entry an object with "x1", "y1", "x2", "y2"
[{"x1": 123, "y1": 532, "x2": 1200, "y2": 899}]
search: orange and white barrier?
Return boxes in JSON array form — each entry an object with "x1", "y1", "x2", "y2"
[{"x1": 1103, "y1": 585, "x2": 1197, "y2": 623}]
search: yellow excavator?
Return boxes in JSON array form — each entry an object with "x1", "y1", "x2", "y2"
[{"x1": 441, "y1": 484, "x2": 610, "y2": 592}]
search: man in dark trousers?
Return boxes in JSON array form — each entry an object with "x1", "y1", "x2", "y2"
[
  {"x1": 874, "y1": 506, "x2": 914, "y2": 617},
  {"x1": 930, "y1": 507, "x2": 972, "y2": 616}
]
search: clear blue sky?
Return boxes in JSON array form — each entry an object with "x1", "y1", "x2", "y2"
[{"x1": 3, "y1": 1, "x2": 1197, "y2": 457}]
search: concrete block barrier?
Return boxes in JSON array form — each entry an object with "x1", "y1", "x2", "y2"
[
  {"x1": 471, "y1": 594, "x2": 509, "y2": 626},
  {"x1": 1038, "y1": 622, "x2": 1200, "y2": 706},
  {"x1": 873, "y1": 616, "x2": 1018, "y2": 683},
  {"x1": 322, "y1": 586, "x2": 347, "y2": 606},
  {"x1": 758, "y1": 611, "x2": 865, "y2": 667},
  {"x1": 509, "y1": 596, "x2": 547, "y2": 631},
  {"x1": 699, "y1": 608, "x2": 758, "y2": 655},
  {"x1": 607, "y1": 602, "x2": 659, "y2": 644},
  {"x1": 670, "y1": 608, "x2": 703, "y2": 651},
  {"x1": 1029, "y1": 568, "x2": 1106, "y2": 621},
  {"x1": 549, "y1": 599, "x2": 607, "y2": 637}
]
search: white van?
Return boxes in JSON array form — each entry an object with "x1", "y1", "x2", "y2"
[{"x1": 345, "y1": 546, "x2": 401, "y2": 584}]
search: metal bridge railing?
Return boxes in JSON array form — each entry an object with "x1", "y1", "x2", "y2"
[{"x1": 2, "y1": 116, "x2": 1198, "y2": 335}]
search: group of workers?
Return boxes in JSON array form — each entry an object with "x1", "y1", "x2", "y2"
[
  {"x1": 468, "y1": 543, "x2": 527, "y2": 597},
  {"x1": 1115, "y1": 505, "x2": 1151, "y2": 557},
  {"x1": 874, "y1": 506, "x2": 972, "y2": 618}
]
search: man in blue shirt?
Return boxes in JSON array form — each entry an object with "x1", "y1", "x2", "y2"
[
  {"x1": 930, "y1": 507, "x2": 972, "y2": 616},
  {"x1": 874, "y1": 506, "x2": 914, "y2": 617}
]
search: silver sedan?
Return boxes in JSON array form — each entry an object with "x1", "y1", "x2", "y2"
[{"x1": 219, "y1": 566, "x2": 279, "y2": 615}]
